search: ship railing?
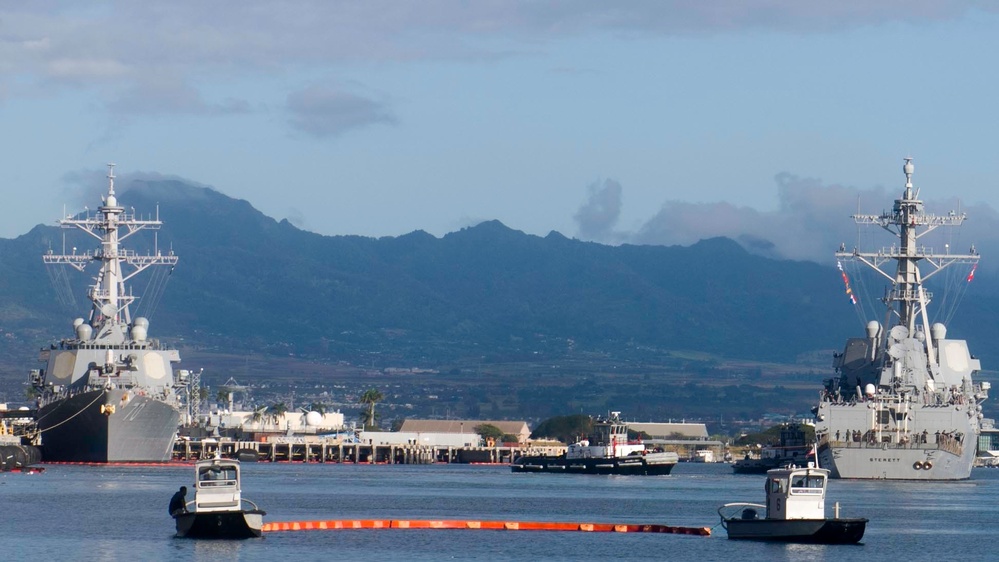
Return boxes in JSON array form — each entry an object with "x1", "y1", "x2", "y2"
[
  {"x1": 824, "y1": 437, "x2": 963, "y2": 456},
  {"x1": 889, "y1": 288, "x2": 933, "y2": 302},
  {"x1": 821, "y1": 390, "x2": 974, "y2": 409}
]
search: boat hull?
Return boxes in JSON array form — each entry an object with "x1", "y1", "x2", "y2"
[
  {"x1": 723, "y1": 518, "x2": 868, "y2": 543},
  {"x1": 36, "y1": 388, "x2": 180, "y2": 463},
  {"x1": 732, "y1": 458, "x2": 784, "y2": 474},
  {"x1": 173, "y1": 510, "x2": 265, "y2": 539},
  {"x1": 511, "y1": 453, "x2": 677, "y2": 475}
]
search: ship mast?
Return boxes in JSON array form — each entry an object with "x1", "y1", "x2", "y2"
[
  {"x1": 836, "y1": 158, "x2": 978, "y2": 364},
  {"x1": 43, "y1": 164, "x2": 179, "y2": 343}
]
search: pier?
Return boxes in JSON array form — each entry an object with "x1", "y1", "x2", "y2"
[{"x1": 172, "y1": 438, "x2": 554, "y2": 464}]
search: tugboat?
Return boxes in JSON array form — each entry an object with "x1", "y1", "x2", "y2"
[
  {"x1": 732, "y1": 423, "x2": 811, "y2": 474},
  {"x1": 511, "y1": 412, "x2": 679, "y2": 475},
  {"x1": 173, "y1": 454, "x2": 266, "y2": 539},
  {"x1": 815, "y1": 158, "x2": 989, "y2": 480},
  {"x1": 718, "y1": 463, "x2": 867, "y2": 543}
]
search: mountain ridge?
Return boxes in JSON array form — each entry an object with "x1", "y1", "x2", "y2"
[{"x1": 1, "y1": 178, "x2": 996, "y2": 375}]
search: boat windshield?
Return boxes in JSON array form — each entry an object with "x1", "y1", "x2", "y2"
[
  {"x1": 198, "y1": 465, "x2": 238, "y2": 487},
  {"x1": 790, "y1": 474, "x2": 824, "y2": 492}
]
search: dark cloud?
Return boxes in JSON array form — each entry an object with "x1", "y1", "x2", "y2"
[
  {"x1": 530, "y1": 1, "x2": 995, "y2": 34},
  {"x1": 286, "y1": 86, "x2": 397, "y2": 138},
  {"x1": 107, "y1": 76, "x2": 251, "y2": 116},
  {"x1": 573, "y1": 178, "x2": 623, "y2": 242}
]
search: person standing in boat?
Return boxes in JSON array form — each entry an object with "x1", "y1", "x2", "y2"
[{"x1": 169, "y1": 486, "x2": 188, "y2": 516}]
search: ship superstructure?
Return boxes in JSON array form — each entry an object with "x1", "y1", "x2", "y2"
[
  {"x1": 815, "y1": 158, "x2": 989, "y2": 479},
  {"x1": 30, "y1": 164, "x2": 189, "y2": 462}
]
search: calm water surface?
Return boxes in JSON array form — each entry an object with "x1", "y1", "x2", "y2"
[{"x1": 2, "y1": 462, "x2": 996, "y2": 561}]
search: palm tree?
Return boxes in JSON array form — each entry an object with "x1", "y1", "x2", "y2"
[
  {"x1": 249, "y1": 406, "x2": 267, "y2": 428},
  {"x1": 267, "y1": 402, "x2": 288, "y2": 426},
  {"x1": 308, "y1": 402, "x2": 327, "y2": 415},
  {"x1": 359, "y1": 389, "x2": 384, "y2": 430}
]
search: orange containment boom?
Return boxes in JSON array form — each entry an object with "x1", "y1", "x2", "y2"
[{"x1": 262, "y1": 519, "x2": 710, "y2": 536}]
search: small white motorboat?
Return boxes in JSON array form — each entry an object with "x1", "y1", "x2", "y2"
[
  {"x1": 173, "y1": 455, "x2": 266, "y2": 539},
  {"x1": 718, "y1": 463, "x2": 867, "y2": 544}
]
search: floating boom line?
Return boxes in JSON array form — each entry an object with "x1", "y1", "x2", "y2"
[{"x1": 262, "y1": 518, "x2": 711, "y2": 536}]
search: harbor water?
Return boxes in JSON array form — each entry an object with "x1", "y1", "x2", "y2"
[{"x1": 2, "y1": 462, "x2": 997, "y2": 561}]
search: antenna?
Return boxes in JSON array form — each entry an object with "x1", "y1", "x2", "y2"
[
  {"x1": 107, "y1": 163, "x2": 116, "y2": 195},
  {"x1": 903, "y1": 157, "x2": 917, "y2": 199}
]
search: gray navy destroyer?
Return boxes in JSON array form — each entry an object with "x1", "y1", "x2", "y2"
[
  {"x1": 815, "y1": 158, "x2": 989, "y2": 480},
  {"x1": 30, "y1": 164, "x2": 189, "y2": 462}
]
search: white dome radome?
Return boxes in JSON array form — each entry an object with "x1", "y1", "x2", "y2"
[{"x1": 305, "y1": 411, "x2": 323, "y2": 426}]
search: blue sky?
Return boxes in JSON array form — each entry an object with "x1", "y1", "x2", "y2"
[{"x1": 3, "y1": 2, "x2": 999, "y2": 264}]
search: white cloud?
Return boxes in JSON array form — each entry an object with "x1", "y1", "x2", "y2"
[
  {"x1": 4, "y1": 2, "x2": 995, "y2": 116},
  {"x1": 573, "y1": 178, "x2": 624, "y2": 242},
  {"x1": 574, "y1": 171, "x2": 999, "y2": 271}
]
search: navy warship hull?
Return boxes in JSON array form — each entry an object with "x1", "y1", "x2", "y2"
[
  {"x1": 37, "y1": 388, "x2": 180, "y2": 463},
  {"x1": 816, "y1": 436, "x2": 975, "y2": 481}
]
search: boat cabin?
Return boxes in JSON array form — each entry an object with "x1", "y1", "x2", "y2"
[
  {"x1": 764, "y1": 465, "x2": 827, "y2": 520},
  {"x1": 566, "y1": 411, "x2": 645, "y2": 460},
  {"x1": 590, "y1": 413, "x2": 629, "y2": 447},
  {"x1": 193, "y1": 456, "x2": 243, "y2": 513}
]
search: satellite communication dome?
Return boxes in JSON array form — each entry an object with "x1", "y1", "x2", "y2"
[
  {"x1": 864, "y1": 384, "x2": 876, "y2": 397},
  {"x1": 305, "y1": 411, "x2": 323, "y2": 426},
  {"x1": 890, "y1": 325, "x2": 908, "y2": 342},
  {"x1": 76, "y1": 324, "x2": 93, "y2": 340},
  {"x1": 131, "y1": 325, "x2": 147, "y2": 341},
  {"x1": 931, "y1": 323, "x2": 947, "y2": 341},
  {"x1": 866, "y1": 321, "x2": 880, "y2": 339}
]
